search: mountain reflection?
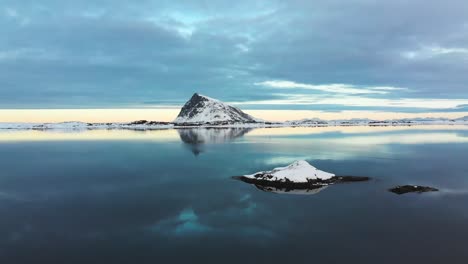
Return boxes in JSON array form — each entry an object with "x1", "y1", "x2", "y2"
[{"x1": 177, "y1": 128, "x2": 252, "y2": 155}]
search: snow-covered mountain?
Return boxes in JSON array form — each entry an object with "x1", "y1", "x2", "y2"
[{"x1": 173, "y1": 93, "x2": 258, "y2": 124}]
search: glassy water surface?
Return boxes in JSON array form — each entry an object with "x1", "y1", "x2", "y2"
[{"x1": 1, "y1": 126, "x2": 468, "y2": 263}]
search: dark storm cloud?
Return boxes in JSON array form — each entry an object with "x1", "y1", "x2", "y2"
[{"x1": 0, "y1": 0, "x2": 467, "y2": 110}]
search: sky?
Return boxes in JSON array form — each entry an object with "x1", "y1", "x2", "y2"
[{"x1": 1, "y1": 0, "x2": 468, "y2": 119}]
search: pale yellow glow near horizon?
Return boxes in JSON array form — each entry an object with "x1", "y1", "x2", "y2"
[
  {"x1": 0, "y1": 109, "x2": 181, "y2": 123},
  {"x1": 0, "y1": 109, "x2": 467, "y2": 123}
]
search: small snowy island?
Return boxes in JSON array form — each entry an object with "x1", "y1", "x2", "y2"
[{"x1": 234, "y1": 160, "x2": 369, "y2": 193}]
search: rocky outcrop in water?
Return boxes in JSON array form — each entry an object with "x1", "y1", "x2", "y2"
[
  {"x1": 389, "y1": 185, "x2": 438, "y2": 194},
  {"x1": 233, "y1": 161, "x2": 370, "y2": 194}
]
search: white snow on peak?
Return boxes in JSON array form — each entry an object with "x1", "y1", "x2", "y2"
[{"x1": 244, "y1": 160, "x2": 335, "y2": 183}]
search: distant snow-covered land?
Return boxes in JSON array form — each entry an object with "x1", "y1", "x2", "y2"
[
  {"x1": 1, "y1": 117, "x2": 467, "y2": 131},
  {"x1": 1, "y1": 93, "x2": 467, "y2": 131}
]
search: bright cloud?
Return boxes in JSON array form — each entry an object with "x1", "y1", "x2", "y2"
[
  {"x1": 402, "y1": 46, "x2": 468, "y2": 60},
  {"x1": 246, "y1": 80, "x2": 466, "y2": 109},
  {"x1": 254, "y1": 80, "x2": 407, "y2": 95},
  {"x1": 234, "y1": 93, "x2": 468, "y2": 109}
]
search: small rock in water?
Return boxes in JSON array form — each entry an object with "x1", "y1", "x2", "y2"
[{"x1": 389, "y1": 185, "x2": 438, "y2": 195}]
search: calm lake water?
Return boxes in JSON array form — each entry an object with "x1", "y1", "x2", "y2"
[{"x1": 1, "y1": 126, "x2": 468, "y2": 264}]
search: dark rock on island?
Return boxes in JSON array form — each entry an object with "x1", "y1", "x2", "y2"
[
  {"x1": 254, "y1": 185, "x2": 329, "y2": 195},
  {"x1": 233, "y1": 174, "x2": 369, "y2": 190}
]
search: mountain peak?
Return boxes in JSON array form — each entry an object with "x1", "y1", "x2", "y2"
[
  {"x1": 192, "y1": 92, "x2": 202, "y2": 98},
  {"x1": 190, "y1": 93, "x2": 219, "y2": 102},
  {"x1": 173, "y1": 93, "x2": 258, "y2": 124}
]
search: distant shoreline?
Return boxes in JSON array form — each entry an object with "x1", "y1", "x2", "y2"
[{"x1": 1, "y1": 118, "x2": 467, "y2": 131}]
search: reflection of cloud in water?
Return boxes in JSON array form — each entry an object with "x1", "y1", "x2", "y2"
[
  {"x1": 247, "y1": 130, "x2": 468, "y2": 162},
  {"x1": 178, "y1": 128, "x2": 252, "y2": 155},
  {"x1": 0, "y1": 129, "x2": 181, "y2": 142},
  {"x1": 456, "y1": 131, "x2": 468, "y2": 138},
  {"x1": 247, "y1": 125, "x2": 468, "y2": 137},
  {"x1": 434, "y1": 188, "x2": 468, "y2": 196},
  {"x1": 247, "y1": 132, "x2": 468, "y2": 146},
  {"x1": 150, "y1": 208, "x2": 212, "y2": 236},
  {"x1": 2, "y1": 125, "x2": 468, "y2": 143},
  {"x1": 173, "y1": 209, "x2": 212, "y2": 235},
  {"x1": 149, "y1": 195, "x2": 274, "y2": 238},
  {"x1": 330, "y1": 133, "x2": 468, "y2": 145},
  {"x1": 263, "y1": 156, "x2": 313, "y2": 166}
]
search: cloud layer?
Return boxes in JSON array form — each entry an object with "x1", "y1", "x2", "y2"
[{"x1": 1, "y1": 0, "x2": 467, "y2": 111}]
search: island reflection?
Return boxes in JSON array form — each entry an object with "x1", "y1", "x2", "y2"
[
  {"x1": 178, "y1": 128, "x2": 252, "y2": 155},
  {"x1": 255, "y1": 185, "x2": 328, "y2": 195},
  {"x1": 1, "y1": 125, "x2": 468, "y2": 145}
]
